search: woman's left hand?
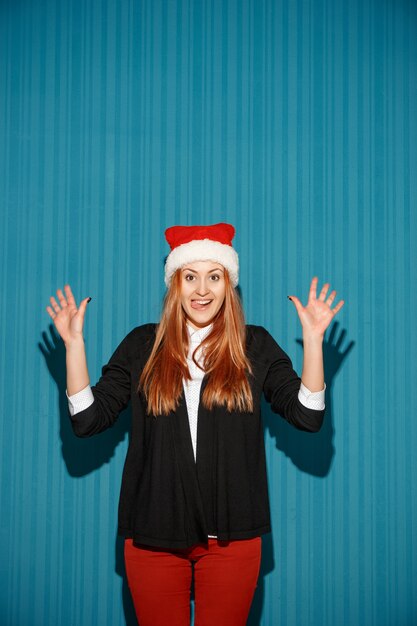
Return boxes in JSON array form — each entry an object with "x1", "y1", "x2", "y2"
[{"x1": 288, "y1": 277, "x2": 345, "y2": 338}]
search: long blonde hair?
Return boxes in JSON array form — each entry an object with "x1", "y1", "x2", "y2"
[{"x1": 137, "y1": 269, "x2": 253, "y2": 415}]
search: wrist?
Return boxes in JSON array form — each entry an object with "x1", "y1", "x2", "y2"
[
  {"x1": 65, "y1": 335, "x2": 85, "y2": 350},
  {"x1": 302, "y1": 332, "x2": 324, "y2": 345}
]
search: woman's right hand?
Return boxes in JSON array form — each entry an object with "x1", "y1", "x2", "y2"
[{"x1": 46, "y1": 284, "x2": 91, "y2": 346}]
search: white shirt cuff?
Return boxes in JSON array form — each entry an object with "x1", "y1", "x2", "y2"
[
  {"x1": 298, "y1": 382, "x2": 326, "y2": 410},
  {"x1": 66, "y1": 384, "x2": 95, "y2": 416}
]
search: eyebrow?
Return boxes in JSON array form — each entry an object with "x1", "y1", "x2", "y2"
[{"x1": 182, "y1": 267, "x2": 224, "y2": 274}]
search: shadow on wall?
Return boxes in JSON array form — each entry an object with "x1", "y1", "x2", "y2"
[
  {"x1": 39, "y1": 325, "x2": 138, "y2": 626},
  {"x1": 39, "y1": 325, "x2": 129, "y2": 476},
  {"x1": 247, "y1": 321, "x2": 354, "y2": 626}
]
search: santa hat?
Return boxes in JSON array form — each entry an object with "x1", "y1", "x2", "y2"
[{"x1": 164, "y1": 222, "x2": 239, "y2": 287}]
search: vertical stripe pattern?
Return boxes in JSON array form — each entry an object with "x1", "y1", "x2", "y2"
[{"x1": 0, "y1": 0, "x2": 416, "y2": 624}]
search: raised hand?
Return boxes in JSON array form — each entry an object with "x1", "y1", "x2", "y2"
[
  {"x1": 288, "y1": 277, "x2": 345, "y2": 338},
  {"x1": 46, "y1": 284, "x2": 91, "y2": 346}
]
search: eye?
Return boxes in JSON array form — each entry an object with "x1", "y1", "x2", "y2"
[
  {"x1": 184, "y1": 274, "x2": 195, "y2": 281},
  {"x1": 210, "y1": 274, "x2": 221, "y2": 281}
]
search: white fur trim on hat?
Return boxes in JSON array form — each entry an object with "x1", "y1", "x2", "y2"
[{"x1": 164, "y1": 239, "x2": 239, "y2": 287}]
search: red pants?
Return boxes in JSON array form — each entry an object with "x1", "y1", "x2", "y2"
[{"x1": 124, "y1": 536, "x2": 262, "y2": 626}]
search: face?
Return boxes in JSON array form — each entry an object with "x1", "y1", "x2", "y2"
[{"x1": 180, "y1": 261, "x2": 226, "y2": 330}]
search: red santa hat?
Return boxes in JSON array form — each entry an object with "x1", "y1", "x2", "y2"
[{"x1": 164, "y1": 222, "x2": 239, "y2": 287}]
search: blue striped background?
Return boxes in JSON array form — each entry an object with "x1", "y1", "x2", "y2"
[{"x1": 1, "y1": 0, "x2": 416, "y2": 624}]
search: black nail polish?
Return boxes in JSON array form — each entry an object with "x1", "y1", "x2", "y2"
[
  {"x1": 87, "y1": 297, "x2": 92, "y2": 303},
  {"x1": 287, "y1": 296, "x2": 292, "y2": 301}
]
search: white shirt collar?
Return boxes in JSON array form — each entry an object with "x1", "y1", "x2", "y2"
[{"x1": 187, "y1": 322, "x2": 213, "y2": 344}]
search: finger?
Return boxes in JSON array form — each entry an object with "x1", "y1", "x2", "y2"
[
  {"x1": 56, "y1": 288, "x2": 68, "y2": 307},
  {"x1": 77, "y1": 296, "x2": 92, "y2": 320},
  {"x1": 326, "y1": 290, "x2": 337, "y2": 306},
  {"x1": 318, "y1": 283, "x2": 330, "y2": 302},
  {"x1": 49, "y1": 296, "x2": 60, "y2": 313},
  {"x1": 308, "y1": 276, "x2": 319, "y2": 302},
  {"x1": 288, "y1": 295, "x2": 303, "y2": 315},
  {"x1": 46, "y1": 305, "x2": 56, "y2": 319},
  {"x1": 64, "y1": 284, "x2": 77, "y2": 308},
  {"x1": 332, "y1": 300, "x2": 345, "y2": 315}
]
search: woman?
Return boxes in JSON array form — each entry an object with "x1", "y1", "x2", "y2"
[{"x1": 46, "y1": 222, "x2": 344, "y2": 626}]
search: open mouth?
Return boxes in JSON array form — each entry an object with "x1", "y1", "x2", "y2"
[{"x1": 191, "y1": 299, "x2": 213, "y2": 311}]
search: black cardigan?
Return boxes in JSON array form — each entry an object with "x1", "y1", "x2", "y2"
[{"x1": 69, "y1": 324, "x2": 324, "y2": 549}]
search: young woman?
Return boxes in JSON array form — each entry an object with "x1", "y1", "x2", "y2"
[{"x1": 46, "y1": 222, "x2": 344, "y2": 626}]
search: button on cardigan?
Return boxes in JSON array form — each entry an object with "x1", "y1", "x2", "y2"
[{"x1": 68, "y1": 324, "x2": 325, "y2": 550}]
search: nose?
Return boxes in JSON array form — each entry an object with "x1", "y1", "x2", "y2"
[{"x1": 195, "y1": 278, "x2": 210, "y2": 296}]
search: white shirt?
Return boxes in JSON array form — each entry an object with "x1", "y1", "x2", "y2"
[{"x1": 182, "y1": 323, "x2": 213, "y2": 461}]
